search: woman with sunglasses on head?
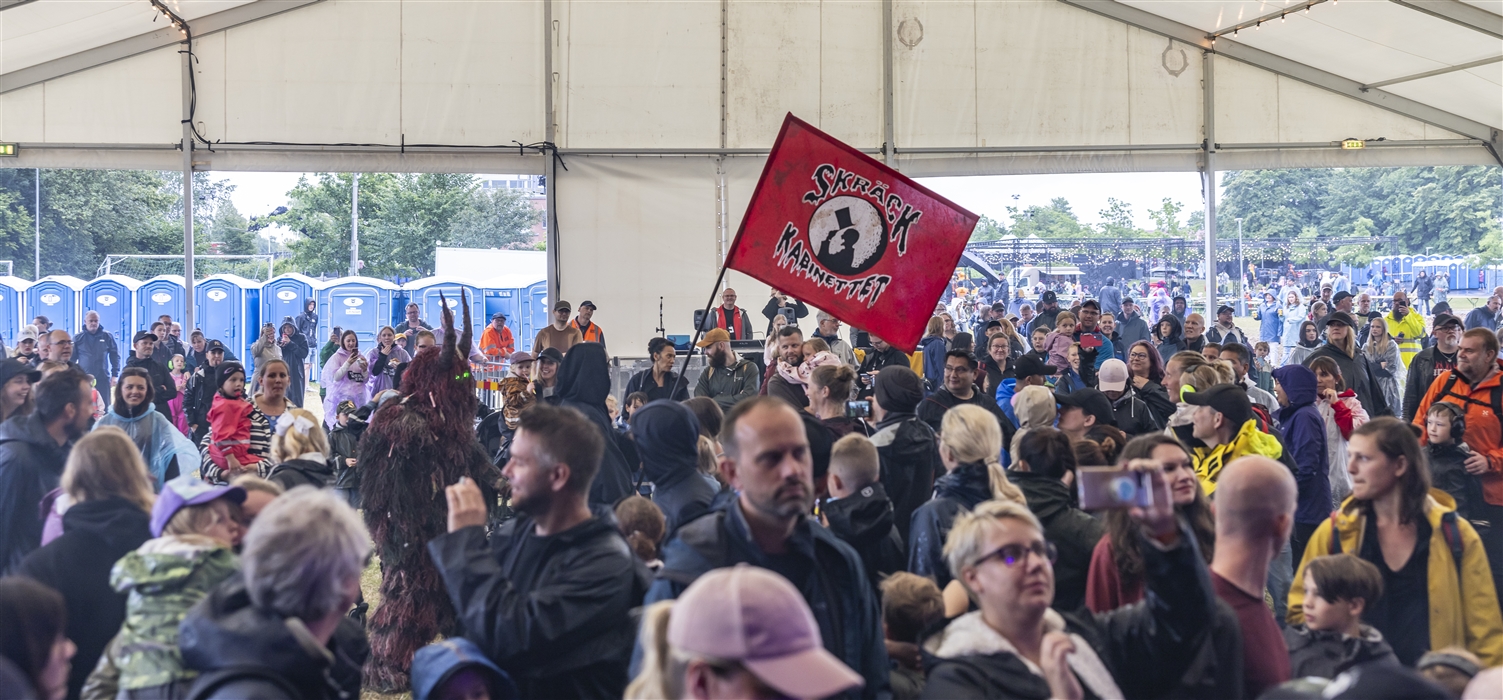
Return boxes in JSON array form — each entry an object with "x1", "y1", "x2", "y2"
[{"x1": 919, "y1": 460, "x2": 1214, "y2": 700}]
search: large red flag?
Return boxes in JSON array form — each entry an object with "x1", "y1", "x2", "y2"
[{"x1": 725, "y1": 114, "x2": 978, "y2": 353}]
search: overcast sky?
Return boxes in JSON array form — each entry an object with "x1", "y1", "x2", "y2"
[{"x1": 220, "y1": 170, "x2": 1210, "y2": 234}]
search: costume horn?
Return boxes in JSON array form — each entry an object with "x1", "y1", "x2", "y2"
[
  {"x1": 458, "y1": 290, "x2": 474, "y2": 358},
  {"x1": 439, "y1": 292, "x2": 457, "y2": 358}
]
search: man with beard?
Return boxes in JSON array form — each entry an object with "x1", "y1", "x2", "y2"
[
  {"x1": 765, "y1": 325, "x2": 811, "y2": 408},
  {"x1": 1386, "y1": 291, "x2": 1427, "y2": 368},
  {"x1": 0, "y1": 367, "x2": 91, "y2": 574},
  {"x1": 1073, "y1": 299, "x2": 1115, "y2": 370},
  {"x1": 125, "y1": 330, "x2": 177, "y2": 418},
  {"x1": 647, "y1": 396, "x2": 890, "y2": 699},
  {"x1": 918, "y1": 350, "x2": 1016, "y2": 448},
  {"x1": 710, "y1": 287, "x2": 756, "y2": 340},
  {"x1": 1403, "y1": 312, "x2": 1463, "y2": 421},
  {"x1": 1170, "y1": 295, "x2": 1188, "y2": 322},
  {"x1": 429, "y1": 403, "x2": 647, "y2": 699},
  {"x1": 1026, "y1": 290, "x2": 1061, "y2": 337},
  {"x1": 693, "y1": 328, "x2": 760, "y2": 411}
]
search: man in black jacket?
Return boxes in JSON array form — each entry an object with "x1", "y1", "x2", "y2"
[
  {"x1": 918, "y1": 350, "x2": 1016, "y2": 446},
  {"x1": 430, "y1": 403, "x2": 648, "y2": 699},
  {"x1": 73, "y1": 311, "x2": 120, "y2": 410},
  {"x1": 856, "y1": 335, "x2": 910, "y2": 399},
  {"x1": 185, "y1": 340, "x2": 226, "y2": 442},
  {"x1": 870, "y1": 366, "x2": 941, "y2": 544},
  {"x1": 1007, "y1": 428, "x2": 1103, "y2": 613},
  {"x1": 647, "y1": 397, "x2": 891, "y2": 700},
  {"x1": 125, "y1": 330, "x2": 176, "y2": 419},
  {"x1": 1403, "y1": 312, "x2": 1463, "y2": 421},
  {"x1": 180, "y1": 488, "x2": 370, "y2": 700},
  {"x1": 1097, "y1": 358, "x2": 1161, "y2": 436},
  {"x1": 0, "y1": 367, "x2": 91, "y2": 574}
]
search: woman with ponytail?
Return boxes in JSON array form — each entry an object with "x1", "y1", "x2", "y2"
[
  {"x1": 907, "y1": 404, "x2": 1024, "y2": 589},
  {"x1": 614, "y1": 496, "x2": 666, "y2": 573}
]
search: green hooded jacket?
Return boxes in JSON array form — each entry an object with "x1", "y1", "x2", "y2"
[{"x1": 106, "y1": 535, "x2": 239, "y2": 690}]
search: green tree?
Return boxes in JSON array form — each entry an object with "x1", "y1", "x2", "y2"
[
  {"x1": 206, "y1": 200, "x2": 256, "y2": 255},
  {"x1": 1148, "y1": 198, "x2": 1187, "y2": 236},
  {"x1": 1219, "y1": 169, "x2": 1332, "y2": 239},
  {"x1": 1097, "y1": 198, "x2": 1138, "y2": 238},
  {"x1": 365, "y1": 173, "x2": 477, "y2": 277},
  {"x1": 447, "y1": 186, "x2": 543, "y2": 250},
  {"x1": 968, "y1": 214, "x2": 1007, "y2": 243},
  {"x1": 268, "y1": 173, "x2": 396, "y2": 277},
  {"x1": 1008, "y1": 198, "x2": 1088, "y2": 239}
]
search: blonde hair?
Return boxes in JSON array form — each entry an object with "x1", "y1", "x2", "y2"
[
  {"x1": 830, "y1": 433, "x2": 880, "y2": 489},
  {"x1": 941, "y1": 405, "x2": 1025, "y2": 505},
  {"x1": 802, "y1": 337, "x2": 831, "y2": 355},
  {"x1": 926, "y1": 316, "x2": 945, "y2": 337},
  {"x1": 1054, "y1": 310, "x2": 1077, "y2": 326},
  {"x1": 230, "y1": 474, "x2": 284, "y2": 497},
  {"x1": 1365, "y1": 316, "x2": 1394, "y2": 356},
  {"x1": 163, "y1": 498, "x2": 234, "y2": 539},
  {"x1": 63, "y1": 427, "x2": 154, "y2": 513},
  {"x1": 880, "y1": 573, "x2": 944, "y2": 643},
  {"x1": 1183, "y1": 363, "x2": 1231, "y2": 395},
  {"x1": 36, "y1": 360, "x2": 69, "y2": 377},
  {"x1": 944, "y1": 499, "x2": 1044, "y2": 588},
  {"x1": 625, "y1": 601, "x2": 681, "y2": 700},
  {"x1": 269, "y1": 408, "x2": 330, "y2": 463}
]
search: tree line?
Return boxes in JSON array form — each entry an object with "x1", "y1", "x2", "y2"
[{"x1": 0, "y1": 170, "x2": 542, "y2": 280}]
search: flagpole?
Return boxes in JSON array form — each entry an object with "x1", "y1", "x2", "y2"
[{"x1": 677, "y1": 263, "x2": 733, "y2": 396}]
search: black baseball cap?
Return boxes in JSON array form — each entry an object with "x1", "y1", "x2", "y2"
[
  {"x1": 1013, "y1": 355, "x2": 1058, "y2": 380},
  {"x1": 1332, "y1": 290, "x2": 1354, "y2": 304},
  {"x1": 536, "y1": 347, "x2": 564, "y2": 364},
  {"x1": 1040, "y1": 290, "x2": 1058, "y2": 304},
  {"x1": 1432, "y1": 312, "x2": 1464, "y2": 330},
  {"x1": 0, "y1": 359, "x2": 40, "y2": 388},
  {"x1": 205, "y1": 339, "x2": 226, "y2": 353},
  {"x1": 1323, "y1": 311, "x2": 1358, "y2": 329},
  {"x1": 983, "y1": 320, "x2": 1002, "y2": 332},
  {"x1": 1055, "y1": 389, "x2": 1116, "y2": 428},
  {"x1": 1182, "y1": 383, "x2": 1253, "y2": 428},
  {"x1": 1079, "y1": 299, "x2": 1100, "y2": 311},
  {"x1": 491, "y1": 312, "x2": 507, "y2": 321},
  {"x1": 580, "y1": 301, "x2": 597, "y2": 310},
  {"x1": 1217, "y1": 304, "x2": 1235, "y2": 315},
  {"x1": 132, "y1": 330, "x2": 158, "y2": 344}
]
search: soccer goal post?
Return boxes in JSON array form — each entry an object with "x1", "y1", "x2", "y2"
[{"x1": 98, "y1": 255, "x2": 276, "y2": 281}]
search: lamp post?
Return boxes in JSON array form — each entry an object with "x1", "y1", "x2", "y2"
[{"x1": 1236, "y1": 218, "x2": 1245, "y2": 315}]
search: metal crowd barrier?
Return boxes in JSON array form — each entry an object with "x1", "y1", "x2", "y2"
[{"x1": 474, "y1": 361, "x2": 509, "y2": 411}]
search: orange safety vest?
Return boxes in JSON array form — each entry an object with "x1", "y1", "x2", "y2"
[{"x1": 573, "y1": 319, "x2": 605, "y2": 344}]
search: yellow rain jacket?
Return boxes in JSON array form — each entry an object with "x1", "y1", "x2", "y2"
[
  {"x1": 1289, "y1": 490, "x2": 1503, "y2": 666},
  {"x1": 1192, "y1": 418, "x2": 1284, "y2": 497},
  {"x1": 1385, "y1": 310, "x2": 1427, "y2": 369}
]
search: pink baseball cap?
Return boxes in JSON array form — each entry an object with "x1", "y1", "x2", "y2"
[
  {"x1": 668, "y1": 565, "x2": 863, "y2": 698},
  {"x1": 1098, "y1": 358, "x2": 1129, "y2": 393}
]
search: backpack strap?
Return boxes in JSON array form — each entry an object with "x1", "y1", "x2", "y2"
[
  {"x1": 1439, "y1": 510, "x2": 1466, "y2": 580},
  {"x1": 1328, "y1": 512, "x2": 1343, "y2": 555},
  {"x1": 185, "y1": 666, "x2": 303, "y2": 700}
]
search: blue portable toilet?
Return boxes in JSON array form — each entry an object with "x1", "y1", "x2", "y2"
[
  {"x1": 26, "y1": 275, "x2": 87, "y2": 336},
  {"x1": 481, "y1": 275, "x2": 545, "y2": 353},
  {"x1": 137, "y1": 275, "x2": 187, "y2": 331},
  {"x1": 403, "y1": 277, "x2": 485, "y2": 340},
  {"x1": 317, "y1": 277, "x2": 398, "y2": 346},
  {"x1": 0, "y1": 276, "x2": 30, "y2": 348},
  {"x1": 196, "y1": 274, "x2": 262, "y2": 371},
  {"x1": 83, "y1": 275, "x2": 142, "y2": 351},
  {"x1": 262, "y1": 273, "x2": 324, "y2": 337}
]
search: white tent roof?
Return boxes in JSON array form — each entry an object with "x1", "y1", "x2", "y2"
[{"x1": 1, "y1": 0, "x2": 1498, "y2": 353}]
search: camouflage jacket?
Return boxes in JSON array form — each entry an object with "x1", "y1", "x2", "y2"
[{"x1": 104, "y1": 535, "x2": 240, "y2": 690}]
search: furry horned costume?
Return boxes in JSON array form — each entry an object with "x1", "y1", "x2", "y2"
[{"x1": 359, "y1": 292, "x2": 501, "y2": 691}]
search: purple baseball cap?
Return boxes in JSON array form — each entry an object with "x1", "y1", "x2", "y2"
[
  {"x1": 668, "y1": 565, "x2": 863, "y2": 698},
  {"x1": 150, "y1": 474, "x2": 246, "y2": 537},
  {"x1": 508, "y1": 351, "x2": 535, "y2": 364}
]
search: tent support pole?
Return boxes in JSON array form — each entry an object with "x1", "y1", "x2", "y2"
[
  {"x1": 544, "y1": 0, "x2": 560, "y2": 308},
  {"x1": 881, "y1": 0, "x2": 895, "y2": 165},
  {"x1": 181, "y1": 42, "x2": 195, "y2": 333},
  {"x1": 677, "y1": 262, "x2": 731, "y2": 398},
  {"x1": 1202, "y1": 50, "x2": 1216, "y2": 319}
]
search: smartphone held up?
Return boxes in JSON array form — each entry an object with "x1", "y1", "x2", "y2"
[{"x1": 1077, "y1": 467, "x2": 1155, "y2": 511}]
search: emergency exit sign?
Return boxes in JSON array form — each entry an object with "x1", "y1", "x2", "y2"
[{"x1": 0, "y1": 143, "x2": 17, "y2": 157}]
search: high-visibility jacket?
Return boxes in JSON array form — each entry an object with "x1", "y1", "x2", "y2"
[
  {"x1": 480, "y1": 325, "x2": 514, "y2": 360},
  {"x1": 572, "y1": 319, "x2": 606, "y2": 346},
  {"x1": 1413, "y1": 361, "x2": 1503, "y2": 507},
  {"x1": 1385, "y1": 310, "x2": 1426, "y2": 368}
]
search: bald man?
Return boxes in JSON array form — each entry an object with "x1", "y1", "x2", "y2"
[
  {"x1": 710, "y1": 287, "x2": 755, "y2": 340},
  {"x1": 1211, "y1": 456, "x2": 1296, "y2": 699},
  {"x1": 1182, "y1": 312, "x2": 1207, "y2": 354}
]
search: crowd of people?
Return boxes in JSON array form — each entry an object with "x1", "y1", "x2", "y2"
[{"x1": 2, "y1": 277, "x2": 1503, "y2": 700}]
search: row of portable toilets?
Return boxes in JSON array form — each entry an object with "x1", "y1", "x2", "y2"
[
  {"x1": 1351, "y1": 256, "x2": 1503, "y2": 291},
  {"x1": 0, "y1": 273, "x2": 549, "y2": 371}
]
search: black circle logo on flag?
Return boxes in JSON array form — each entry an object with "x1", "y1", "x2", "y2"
[{"x1": 808, "y1": 195, "x2": 888, "y2": 277}]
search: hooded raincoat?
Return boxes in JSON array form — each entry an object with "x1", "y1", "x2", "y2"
[
  {"x1": 1155, "y1": 314, "x2": 1185, "y2": 361},
  {"x1": 94, "y1": 402, "x2": 198, "y2": 490},
  {"x1": 822, "y1": 480, "x2": 906, "y2": 591},
  {"x1": 320, "y1": 347, "x2": 369, "y2": 429},
  {"x1": 631, "y1": 400, "x2": 716, "y2": 537},
  {"x1": 1192, "y1": 419, "x2": 1285, "y2": 497},
  {"x1": 366, "y1": 343, "x2": 412, "y2": 397},
  {"x1": 1272, "y1": 365, "x2": 1331, "y2": 525},
  {"x1": 556, "y1": 342, "x2": 633, "y2": 506},
  {"x1": 1257, "y1": 296, "x2": 1284, "y2": 343},
  {"x1": 1290, "y1": 490, "x2": 1503, "y2": 667}
]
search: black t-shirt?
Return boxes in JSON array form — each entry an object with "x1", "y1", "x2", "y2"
[
  {"x1": 1431, "y1": 350, "x2": 1458, "y2": 382},
  {"x1": 1360, "y1": 515, "x2": 1431, "y2": 666}
]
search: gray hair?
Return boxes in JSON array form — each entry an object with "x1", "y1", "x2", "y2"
[
  {"x1": 816, "y1": 310, "x2": 837, "y2": 324},
  {"x1": 241, "y1": 487, "x2": 371, "y2": 621}
]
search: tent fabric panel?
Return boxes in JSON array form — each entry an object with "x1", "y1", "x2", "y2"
[
  {"x1": 2, "y1": 0, "x2": 149, "y2": 73},
  {"x1": 42, "y1": 45, "x2": 180, "y2": 144},
  {"x1": 399, "y1": 0, "x2": 545, "y2": 146},
  {"x1": 893, "y1": 0, "x2": 977, "y2": 149},
  {"x1": 724, "y1": 0, "x2": 884, "y2": 150},
  {"x1": 220, "y1": 0, "x2": 403, "y2": 144},
  {"x1": 0, "y1": 83, "x2": 45, "y2": 142},
  {"x1": 1383, "y1": 68, "x2": 1503, "y2": 130},
  {"x1": 814, "y1": 0, "x2": 885, "y2": 151},
  {"x1": 1124, "y1": 28, "x2": 1204, "y2": 146},
  {"x1": 557, "y1": 0, "x2": 721, "y2": 148},
  {"x1": 555, "y1": 156, "x2": 720, "y2": 357},
  {"x1": 974, "y1": 0, "x2": 1133, "y2": 147}
]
